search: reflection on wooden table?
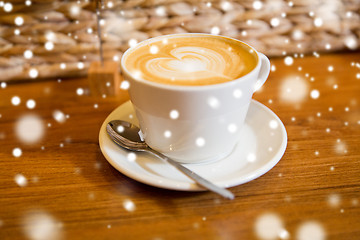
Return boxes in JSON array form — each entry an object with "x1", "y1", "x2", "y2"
[{"x1": 0, "y1": 52, "x2": 359, "y2": 239}]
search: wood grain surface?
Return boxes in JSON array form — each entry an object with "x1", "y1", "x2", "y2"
[{"x1": 0, "y1": 52, "x2": 359, "y2": 240}]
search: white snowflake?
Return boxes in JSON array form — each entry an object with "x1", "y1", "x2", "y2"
[
  {"x1": 26, "y1": 99, "x2": 36, "y2": 109},
  {"x1": 123, "y1": 199, "x2": 136, "y2": 212},
  {"x1": 13, "y1": 148, "x2": 22, "y2": 157},
  {"x1": 296, "y1": 221, "x2": 326, "y2": 240},
  {"x1": 15, "y1": 174, "x2": 27, "y2": 187},
  {"x1": 310, "y1": 90, "x2": 320, "y2": 99},
  {"x1": 169, "y1": 110, "x2": 179, "y2": 119}
]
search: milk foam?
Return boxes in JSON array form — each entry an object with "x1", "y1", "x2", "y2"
[
  {"x1": 145, "y1": 47, "x2": 232, "y2": 81},
  {"x1": 124, "y1": 35, "x2": 257, "y2": 86}
]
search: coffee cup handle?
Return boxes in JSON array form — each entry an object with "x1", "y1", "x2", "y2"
[{"x1": 254, "y1": 52, "x2": 270, "y2": 92}]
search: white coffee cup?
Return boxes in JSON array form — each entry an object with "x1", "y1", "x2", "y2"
[{"x1": 121, "y1": 33, "x2": 270, "y2": 164}]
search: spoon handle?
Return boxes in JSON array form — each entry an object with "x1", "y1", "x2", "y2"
[{"x1": 147, "y1": 148, "x2": 235, "y2": 200}]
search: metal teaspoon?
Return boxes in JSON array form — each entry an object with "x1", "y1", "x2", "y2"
[{"x1": 106, "y1": 120, "x2": 234, "y2": 200}]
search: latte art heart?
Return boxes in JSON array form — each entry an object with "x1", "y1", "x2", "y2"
[
  {"x1": 146, "y1": 47, "x2": 233, "y2": 81},
  {"x1": 167, "y1": 58, "x2": 207, "y2": 73},
  {"x1": 123, "y1": 35, "x2": 257, "y2": 86}
]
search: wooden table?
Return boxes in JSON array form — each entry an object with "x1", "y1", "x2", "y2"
[{"x1": 0, "y1": 52, "x2": 359, "y2": 240}]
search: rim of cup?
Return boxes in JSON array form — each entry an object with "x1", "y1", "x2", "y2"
[{"x1": 120, "y1": 33, "x2": 261, "y2": 92}]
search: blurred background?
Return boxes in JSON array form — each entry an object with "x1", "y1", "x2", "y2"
[{"x1": 0, "y1": 0, "x2": 359, "y2": 82}]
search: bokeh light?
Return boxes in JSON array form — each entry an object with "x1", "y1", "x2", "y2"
[
  {"x1": 70, "y1": 5, "x2": 81, "y2": 16},
  {"x1": 247, "y1": 153, "x2": 257, "y2": 162},
  {"x1": 233, "y1": 89, "x2": 243, "y2": 98},
  {"x1": 44, "y1": 42, "x2": 54, "y2": 51},
  {"x1": 150, "y1": 45, "x2": 159, "y2": 54},
  {"x1": 195, "y1": 137, "x2": 205, "y2": 147},
  {"x1": 14, "y1": 16, "x2": 24, "y2": 26},
  {"x1": 207, "y1": 97, "x2": 220, "y2": 109},
  {"x1": 327, "y1": 193, "x2": 341, "y2": 208},
  {"x1": 26, "y1": 99, "x2": 36, "y2": 109},
  {"x1": 253, "y1": 1, "x2": 263, "y2": 10},
  {"x1": 22, "y1": 210, "x2": 62, "y2": 240},
  {"x1": 314, "y1": 18, "x2": 323, "y2": 27},
  {"x1": 123, "y1": 199, "x2": 136, "y2": 212},
  {"x1": 15, "y1": 114, "x2": 44, "y2": 144},
  {"x1": 164, "y1": 130, "x2": 172, "y2": 138},
  {"x1": 29, "y1": 68, "x2": 39, "y2": 79},
  {"x1": 15, "y1": 174, "x2": 28, "y2": 187},
  {"x1": 126, "y1": 39, "x2": 137, "y2": 49},
  {"x1": 127, "y1": 153, "x2": 137, "y2": 162},
  {"x1": 53, "y1": 110, "x2": 66, "y2": 123},
  {"x1": 12, "y1": 148, "x2": 22, "y2": 157},
  {"x1": 270, "y1": 18, "x2": 280, "y2": 27},
  {"x1": 227, "y1": 123, "x2": 237, "y2": 133},
  {"x1": 4, "y1": 2, "x2": 13, "y2": 12},
  {"x1": 280, "y1": 76, "x2": 308, "y2": 103},
  {"x1": 11, "y1": 96, "x2": 21, "y2": 106},
  {"x1": 310, "y1": 90, "x2": 320, "y2": 99},
  {"x1": 120, "y1": 80, "x2": 130, "y2": 90},
  {"x1": 284, "y1": 56, "x2": 294, "y2": 66},
  {"x1": 296, "y1": 221, "x2": 326, "y2": 240},
  {"x1": 254, "y1": 213, "x2": 288, "y2": 240},
  {"x1": 76, "y1": 88, "x2": 84, "y2": 96},
  {"x1": 211, "y1": 26, "x2": 220, "y2": 35},
  {"x1": 24, "y1": 50, "x2": 33, "y2": 59},
  {"x1": 169, "y1": 110, "x2": 179, "y2": 119},
  {"x1": 269, "y1": 120, "x2": 279, "y2": 129}
]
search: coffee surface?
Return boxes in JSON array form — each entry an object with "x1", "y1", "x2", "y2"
[{"x1": 123, "y1": 34, "x2": 258, "y2": 86}]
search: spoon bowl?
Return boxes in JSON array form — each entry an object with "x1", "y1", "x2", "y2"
[{"x1": 107, "y1": 120, "x2": 148, "y2": 151}]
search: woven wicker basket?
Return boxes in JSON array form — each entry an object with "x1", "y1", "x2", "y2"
[{"x1": 0, "y1": 0, "x2": 359, "y2": 82}]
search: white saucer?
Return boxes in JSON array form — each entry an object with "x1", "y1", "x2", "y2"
[{"x1": 99, "y1": 100, "x2": 287, "y2": 191}]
